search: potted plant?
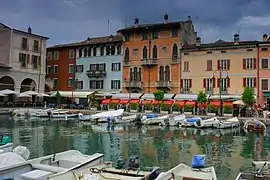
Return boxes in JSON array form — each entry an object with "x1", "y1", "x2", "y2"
[
  {"x1": 109, "y1": 102, "x2": 117, "y2": 110},
  {"x1": 160, "y1": 103, "x2": 170, "y2": 114},
  {"x1": 144, "y1": 103, "x2": 153, "y2": 113},
  {"x1": 172, "y1": 103, "x2": 181, "y2": 114},
  {"x1": 207, "y1": 104, "x2": 217, "y2": 116},
  {"x1": 223, "y1": 105, "x2": 233, "y2": 117},
  {"x1": 183, "y1": 104, "x2": 193, "y2": 115},
  {"x1": 130, "y1": 103, "x2": 138, "y2": 112}
]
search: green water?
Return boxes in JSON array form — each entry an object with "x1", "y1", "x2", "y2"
[{"x1": 0, "y1": 118, "x2": 270, "y2": 180}]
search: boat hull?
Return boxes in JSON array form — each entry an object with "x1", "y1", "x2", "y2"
[
  {"x1": 160, "y1": 114, "x2": 186, "y2": 126},
  {"x1": 0, "y1": 143, "x2": 13, "y2": 153}
]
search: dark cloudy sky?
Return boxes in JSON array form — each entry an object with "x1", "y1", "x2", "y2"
[{"x1": 1, "y1": 0, "x2": 270, "y2": 45}]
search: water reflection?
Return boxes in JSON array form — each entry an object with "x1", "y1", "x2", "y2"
[{"x1": 1, "y1": 119, "x2": 270, "y2": 180}]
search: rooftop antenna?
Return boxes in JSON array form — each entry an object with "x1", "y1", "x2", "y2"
[
  {"x1": 107, "y1": 20, "x2": 110, "y2": 35},
  {"x1": 237, "y1": 23, "x2": 241, "y2": 35}
]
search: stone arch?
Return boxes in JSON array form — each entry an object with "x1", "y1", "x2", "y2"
[
  {"x1": 20, "y1": 78, "x2": 36, "y2": 92},
  {"x1": 44, "y1": 84, "x2": 52, "y2": 92},
  {"x1": 0, "y1": 76, "x2": 15, "y2": 90}
]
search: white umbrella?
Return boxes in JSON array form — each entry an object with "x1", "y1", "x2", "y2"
[
  {"x1": 23, "y1": 91, "x2": 39, "y2": 95},
  {"x1": 0, "y1": 89, "x2": 19, "y2": 95},
  {"x1": 233, "y1": 100, "x2": 245, "y2": 106},
  {"x1": 17, "y1": 93, "x2": 32, "y2": 98},
  {"x1": 38, "y1": 93, "x2": 50, "y2": 97}
]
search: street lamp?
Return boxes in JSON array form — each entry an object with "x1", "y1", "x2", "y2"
[
  {"x1": 212, "y1": 66, "x2": 228, "y2": 116},
  {"x1": 124, "y1": 76, "x2": 131, "y2": 112}
]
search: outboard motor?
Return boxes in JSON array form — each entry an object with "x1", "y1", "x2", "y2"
[
  {"x1": 116, "y1": 156, "x2": 125, "y2": 169},
  {"x1": 47, "y1": 110, "x2": 52, "y2": 117},
  {"x1": 164, "y1": 118, "x2": 170, "y2": 126},
  {"x1": 134, "y1": 114, "x2": 142, "y2": 126},
  {"x1": 128, "y1": 155, "x2": 140, "y2": 170},
  {"x1": 196, "y1": 120, "x2": 201, "y2": 127}
]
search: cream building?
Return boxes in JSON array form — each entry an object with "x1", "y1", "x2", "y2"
[{"x1": 0, "y1": 23, "x2": 49, "y2": 93}]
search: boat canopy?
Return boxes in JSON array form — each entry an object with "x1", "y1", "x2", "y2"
[{"x1": 0, "y1": 152, "x2": 26, "y2": 167}]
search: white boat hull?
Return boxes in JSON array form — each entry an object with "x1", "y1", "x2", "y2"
[
  {"x1": 160, "y1": 114, "x2": 186, "y2": 126},
  {"x1": 194, "y1": 117, "x2": 220, "y2": 128},
  {"x1": 0, "y1": 143, "x2": 13, "y2": 153},
  {"x1": 143, "y1": 115, "x2": 170, "y2": 125},
  {"x1": 182, "y1": 117, "x2": 202, "y2": 127},
  {"x1": 214, "y1": 117, "x2": 239, "y2": 129}
]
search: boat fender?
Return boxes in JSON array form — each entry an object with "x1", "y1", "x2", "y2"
[{"x1": 13, "y1": 146, "x2": 30, "y2": 160}]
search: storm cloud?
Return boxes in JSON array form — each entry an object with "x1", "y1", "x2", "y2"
[{"x1": 1, "y1": 0, "x2": 270, "y2": 45}]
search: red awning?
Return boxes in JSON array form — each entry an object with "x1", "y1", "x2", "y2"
[
  {"x1": 197, "y1": 102, "x2": 208, "y2": 108},
  {"x1": 110, "y1": 99, "x2": 120, "y2": 104},
  {"x1": 119, "y1": 100, "x2": 129, "y2": 105},
  {"x1": 101, "y1": 99, "x2": 111, "y2": 105},
  {"x1": 142, "y1": 100, "x2": 152, "y2": 105},
  {"x1": 175, "y1": 101, "x2": 185, "y2": 107},
  {"x1": 152, "y1": 100, "x2": 162, "y2": 105},
  {"x1": 130, "y1": 99, "x2": 140, "y2": 104},
  {"x1": 210, "y1": 101, "x2": 233, "y2": 107},
  {"x1": 163, "y1": 100, "x2": 174, "y2": 106},
  {"x1": 185, "y1": 101, "x2": 196, "y2": 107}
]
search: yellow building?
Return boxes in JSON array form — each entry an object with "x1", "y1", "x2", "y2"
[{"x1": 180, "y1": 34, "x2": 259, "y2": 96}]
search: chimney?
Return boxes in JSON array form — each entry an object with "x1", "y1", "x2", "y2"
[
  {"x1": 188, "y1": 15, "x2": 191, "y2": 21},
  {"x1": 164, "y1": 13, "x2": 168, "y2": 23},
  {"x1": 134, "y1": 17, "x2": 139, "y2": 27},
  {"x1": 196, "y1": 37, "x2": 201, "y2": 46},
  {"x1": 28, "y1": 26, "x2": 32, "y2": 34},
  {"x1": 263, "y1": 33, "x2": 268, "y2": 41},
  {"x1": 234, "y1": 33, "x2": 239, "y2": 44}
]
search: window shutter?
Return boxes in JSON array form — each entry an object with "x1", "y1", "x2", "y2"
[
  {"x1": 217, "y1": 78, "x2": 220, "y2": 88},
  {"x1": 27, "y1": 54, "x2": 30, "y2": 64},
  {"x1": 189, "y1": 79, "x2": 192, "y2": 88},
  {"x1": 243, "y1": 59, "x2": 246, "y2": 69},
  {"x1": 227, "y1": 60, "x2": 230, "y2": 70},
  {"x1": 118, "y1": 63, "x2": 121, "y2": 71},
  {"x1": 227, "y1": 77, "x2": 230, "y2": 88},
  {"x1": 203, "y1": 78, "x2": 206, "y2": 88},
  {"x1": 253, "y1": 58, "x2": 257, "y2": 69},
  {"x1": 243, "y1": 78, "x2": 246, "y2": 87},
  {"x1": 111, "y1": 63, "x2": 114, "y2": 71},
  {"x1": 111, "y1": 80, "x2": 113, "y2": 89},
  {"x1": 212, "y1": 77, "x2": 215, "y2": 88},
  {"x1": 82, "y1": 65, "x2": 84, "y2": 72},
  {"x1": 103, "y1": 63, "x2": 106, "y2": 71},
  {"x1": 180, "y1": 79, "x2": 183, "y2": 88},
  {"x1": 217, "y1": 60, "x2": 220, "y2": 70},
  {"x1": 254, "y1": 78, "x2": 257, "y2": 88},
  {"x1": 38, "y1": 56, "x2": 41, "y2": 66}
]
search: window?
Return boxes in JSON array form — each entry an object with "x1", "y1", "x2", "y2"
[
  {"x1": 142, "y1": 32, "x2": 148, "y2": 40},
  {"x1": 83, "y1": 48, "x2": 87, "y2": 57},
  {"x1": 21, "y1": 37, "x2": 27, "y2": 49},
  {"x1": 54, "y1": 65, "x2": 58, "y2": 74},
  {"x1": 89, "y1": 80, "x2": 104, "y2": 89},
  {"x1": 243, "y1": 77, "x2": 256, "y2": 88},
  {"x1": 31, "y1": 55, "x2": 38, "y2": 69},
  {"x1": 79, "y1": 49, "x2": 83, "y2": 57},
  {"x1": 172, "y1": 28, "x2": 178, "y2": 37},
  {"x1": 47, "y1": 66, "x2": 52, "y2": 74},
  {"x1": 87, "y1": 47, "x2": 91, "y2": 57},
  {"x1": 69, "y1": 49, "x2": 75, "y2": 59},
  {"x1": 100, "y1": 46, "x2": 104, "y2": 56},
  {"x1": 111, "y1": 45, "x2": 116, "y2": 55},
  {"x1": 106, "y1": 46, "x2": 111, "y2": 55},
  {"x1": 159, "y1": 66, "x2": 164, "y2": 81},
  {"x1": 124, "y1": 35, "x2": 130, "y2": 42},
  {"x1": 33, "y1": 40, "x2": 39, "y2": 52},
  {"x1": 243, "y1": 58, "x2": 256, "y2": 69},
  {"x1": 53, "y1": 51, "x2": 59, "y2": 60},
  {"x1": 67, "y1": 78, "x2": 73, "y2": 87},
  {"x1": 117, "y1": 45, "x2": 121, "y2": 54},
  {"x1": 90, "y1": 64, "x2": 97, "y2": 71},
  {"x1": 19, "y1": 53, "x2": 27, "y2": 68},
  {"x1": 112, "y1": 63, "x2": 121, "y2": 71},
  {"x1": 134, "y1": 67, "x2": 138, "y2": 81},
  {"x1": 165, "y1": 66, "x2": 170, "y2": 81},
  {"x1": 152, "y1": 31, "x2": 158, "y2": 39},
  {"x1": 217, "y1": 78, "x2": 230, "y2": 92},
  {"x1": 218, "y1": 59, "x2": 230, "y2": 70},
  {"x1": 172, "y1": 44, "x2": 178, "y2": 60},
  {"x1": 138, "y1": 68, "x2": 142, "y2": 81},
  {"x1": 69, "y1": 64, "x2": 74, "y2": 73},
  {"x1": 111, "y1": 80, "x2": 121, "y2": 89},
  {"x1": 76, "y1": 81, "x2": 83, "y2": 89},
  {"x1": 142, "y1": 46, "x2": 148, "y2": 59},
  {"x1": 124, "y1": 47, "x2": 129, "y2": 61},
  {"x1": 53, "y1": 79, "x2": 58, "y2": 88},
  {"x1": 47, "y1": 52, "x2": 52, "y2": 60},
  {"x1": 183, "y1": 79, "x2": 192, "y2": 92},
  {"x1": 98, "y1": 63, "x2": 106, "y2": 71},
  {"x1": 93, "y1": 47, "x2": 97, "y2": 56},
  {"x1": 261, "y1": 48, "x2": 268, "y2": 51},
  {"x1": 76, "y1": 65, "x2": 84, "y2": 73},
  {"x1": 261, "y1": 79, "x2": 269, "y2": 90},
  {"x1": 203, "y1": 78, "x2": 213, "y2": 92},
  {"x1": 183, "y1": 61, "x2": 189, "y2": 71},
  {"x1": 206, "y1": 60, "x2": 212, "y2": 71},
  {"x1": 261, "y1": 59, "x2": 269, "y2": 69},
  {"x1": 152, "y1": 45, "x2": 158, "y2": 59}
]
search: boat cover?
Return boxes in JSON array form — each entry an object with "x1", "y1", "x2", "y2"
[
  {"x1": 192, "y1": 155, "x2": 206, "y2": 168},
  {"x1": 146, "y1": 114, "x2": 157, "y2": 118},
  {"x1": 0, "y1": 152, "x2": 26, "y2": 167},
  {"x1": 187, "y1": 118, "x2": 200, "y2": 123},
  {"x1": 91, "y1": 109, "x2": 124, "y2": 119},
  {"x1": 0, "y1": 136, "x2": 11, "y2": 145}
]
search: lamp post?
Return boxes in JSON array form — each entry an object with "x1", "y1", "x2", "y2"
[
  {"x1": 125, "y1": 76, "x2": 131, "y2": 112},
  {"x1": 213, "y1": 66, "x2": 228, "y2": 116}
]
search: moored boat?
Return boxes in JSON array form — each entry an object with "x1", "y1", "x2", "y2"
[
  {"x1": 79, "y1": 109, "x2": 124, "y2": 122},
  {"x1": 50, "y1": 110, "x2": 78, "y2": 119},
  {"x1": 235, "y1": 161, "x2": 270, "y2": 180},
  {"x1": 0, "y1": 135, "x2": 13, "y2": 153},
  {"x1": 243, "y1": 118, "x2": 266, "y2": 134},
  {"x1": 194, "y1": 117, "x2": 219, "y2": 128},
  {"x1": 142, "y1": 114, "x2": 169, "y2": 125},
  {"x1": 182, "y1": 116, "x2": 202, "y2": 127},
  {"x1": 214, "y1": 117, "x2": 240, "y2": 129},
  {"x1": 160, "y1": 114, "x2": 186, "y2": 126},
  {"x1": 114, "y1": 114, "x2": 137, "y2": 124}
]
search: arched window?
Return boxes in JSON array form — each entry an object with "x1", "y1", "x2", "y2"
[
  {"x1": 142, "y1": 46, "x2": 147, "y2": 59},
  {"x1": 152, "y1": 45, "x2": 158, "y2": 59},
  {"x1": 79, "y1": 48, "x2": 83, "y2": 57},
  {"x1": 165, "y1": 66, "x2": 170, "y2": 81},
  {"x1": 106, "y1": 46, "x2": 111, "y2": 55},
  {"x1": 129, "y1": 68, "x2": 133, "y2": 81},
  {"x1": 83, "y1": 48, "x2": 87, "y2": 57},
  {"x1": 134, "y1": 67, "x2": 138, "y2": 81},
  {"x1": 124, "y1": 47, "x2": 129, "y2": 61},
  {"x1": 111, "y1": 45, "x2": 116, "y2": 55},
  {"x1": 159, "y1": 66, "x2": 164, "y2": 81},
  {"x1": 117, "y1": 45, "x2": 122, "y2": 54},
  {"x1": 87, "y1": 47, "x2": 91, "y2": 57},
  {"x1": 138, "y1": 68, "x2": 142, "y2": 81},
  {"x1": 100, "y1": 46, "x2": 104, "y2": 56},
  {"x1": 172, "y1": 44, "x2": 178, "y2": 60}
]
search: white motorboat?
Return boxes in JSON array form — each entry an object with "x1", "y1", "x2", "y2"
[
  {"x1": 35, "y1": 108, "x2": 54, "y2": 117},
  {"x1": 142, "y1": 114, "x2": 170, "y2": 125},
  {"x1": 79, "y1": 109, "x2": 124, "y2": 122},
  {"x1": 243, "y1": 118, "x2": 267, "y2": 134},
  {"x1": 114, "y1": 114, "x2": 137, "y2": 124},
  {"x1": 155, "y1": 155, "x2": 217, "y2": 180},
  {"x1": 182, "y1": 116, "x2": 202, "y2": 127},
  {"x1": 160, "y1": 114, "x2": 186, "y2": 126},
  {"x1": 194, "y1": 117, "x2": 220, "y2": 128},
  {"x1": 214, "y1": 117, "x2": 240, "y2": 129},
  {"x1": 235, "y1": 161, "x2": 270, "y2": 180},
  {"x1": 0, "y1": 146, "x2": 104, "y2": 179},
  {"x1": 51, "y1": 110, "x2": 78, "y2": 119}
]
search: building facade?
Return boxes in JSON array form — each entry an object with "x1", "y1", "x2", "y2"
[
  {"x1": 75, "y1": 35, "x2": 122, "y2": 93},
  {"x1": 46, "y1": 44, "x2": 77, "y2": 91},
  {"x1": 181, "y1": 34, "x2": 259, "y2": 97},
  {"x1": 118, "y1": 14, "x2": 197, "y2": 94},
  {"x1": 0, "y1": 23, "x2": 49, "y2": 93}
]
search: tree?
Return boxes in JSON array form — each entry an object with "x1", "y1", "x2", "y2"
[
  {"x1": 242, "y1": 87, "x2": 255, "y2": 106},
  {"x1": 197, "y1": 91, "x2": 207, "y2": 107},
  {"x1": 153, "y1": 90, "x2": 164, "y2": 101}
]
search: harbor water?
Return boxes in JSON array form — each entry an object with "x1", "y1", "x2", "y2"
[{"x1": 1, "y1": 117, "x2": 270, "y2": 180}]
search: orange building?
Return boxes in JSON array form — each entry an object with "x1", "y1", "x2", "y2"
[{"x1": 117, "y1": 14, "x2": 197, "y2": 94}]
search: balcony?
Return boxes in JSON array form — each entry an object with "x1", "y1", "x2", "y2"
[
  {"x1": 86, "y1": 70, "x2": 106, "y2": 78},
  {"x1": 142, "y1": 58, "x2": 158, "y2": 66},
  {"x1": 171, "y1": 57, "x2": 180, "y2": 64},
  {"x1": 123, "y1": 81, "x2": 143, "y2": 89},
  {"x1": 123, "y1": 61, "x2": 130, "y2": 67},
  {"x1": 32, "y1": 46, "x2": 41, "y2": 53},
  {"x1": 155, "y1": 81, "x2": 171, "y2": 88}
]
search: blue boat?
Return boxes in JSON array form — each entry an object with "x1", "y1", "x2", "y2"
[{"x1": 182, "y1": 117, "x2": 202, "y2": 127}]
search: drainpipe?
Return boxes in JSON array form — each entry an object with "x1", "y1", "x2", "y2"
[
  {"x1": 37, "y1": 39, "x2": 42, "y2": 93},
  {"x1": 179, "y1": 48, "x2": 182, "y2": 93},
  {"x1": 147, "y1": 29, "x2": 151, "y2": 93},
  {"x1": 257, "y1": 43, "x2": 260, "y2": 104}
]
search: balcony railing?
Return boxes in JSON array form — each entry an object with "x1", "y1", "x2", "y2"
[
  {"x1": 32, "y1": 46, "x2": 41, "y2": 53},
  {"x1": 205, "y1": 87, "x2": 213, "y2": 94},
  {"x1": 142, "y1": 58, "x2": 158, "y2": 66},
  {"x1": 171, "y1": 57, "x2": 179, "y2": 64},
  {"x1": 20, "y1": 43, "x2": 28, "y2": 50},
  {"x1": 220, "y1": 87, "x2": 227, "y2": 94},
  {"x1": 123, "y1": 81, "x2": 143, "y2": 89},
  {"x1": 155, "y1": 81, "x2": 171, "y2": 88},
  {"x1": 86, "y1": 70, "x2": 106, "y2": 78}
]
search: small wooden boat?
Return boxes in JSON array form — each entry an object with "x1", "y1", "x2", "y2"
[
  {"x1": 142, "y1": 114, "x2": 169, "y2": 125},
  {"x1": 243, "y1": 118, "x2": 266, "y2": 134},
  {"x1": 182, "y1": 117, "x2": 202, "y2": 127},
  {"x1": 160, "y1": 114, "x2": 186, "y2": 126},
  {"x1": 214, "y1": 117, "x2": 240, "y2": 129},
  {"x1": 194, "y1": 117, "x2": 219, "y2": 128},
  {"x1": 235, "y1": 161, "x2": 270, "y2": 180}
]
